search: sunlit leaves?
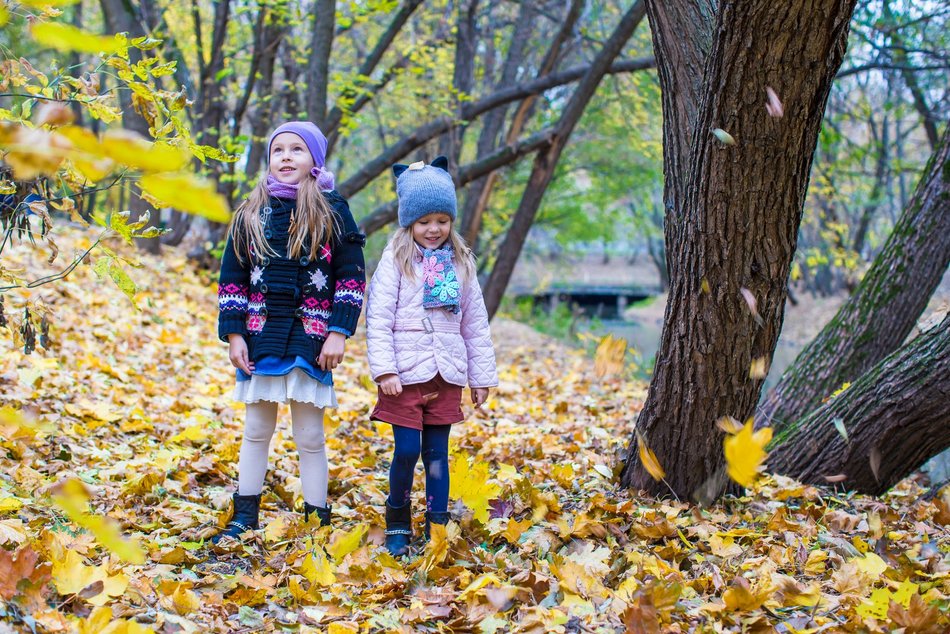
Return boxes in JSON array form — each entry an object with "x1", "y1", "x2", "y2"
[
  {"x1": 139, "y1": 173, "x2": 231, "y2": 223},
  {"x1": 54, "y1": 479, "x2": 146, "y2": 564},
  {"x1": 30, "y1": 23, "x2": 124, "y2": 56}
]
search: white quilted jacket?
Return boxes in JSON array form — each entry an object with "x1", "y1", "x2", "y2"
[{"x1": 366, "y1": 245, "x2": 498, "y2": 388}]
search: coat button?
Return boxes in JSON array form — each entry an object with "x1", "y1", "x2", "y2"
[
  {"x1": 261, "y1": 256, "x2": 270, "y2": 266},
  {"x1": 299, "y1": 256, "x2": 310, "y2": 266},
  {"x1": 260, "y1": 283, "x2": 268, "y2": 294},
  {"x1": 294, "y1": 308, "x2": 304, "y2": 318},
  {"x1": 264, "y1": 230, "x2": 273, "y2": 239}
]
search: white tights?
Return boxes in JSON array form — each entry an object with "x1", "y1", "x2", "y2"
[{"x1": 237, "y1": 401, "x2": 329, "y2": 507}]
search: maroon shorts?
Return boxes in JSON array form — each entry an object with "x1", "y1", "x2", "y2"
[{"x1": 370, "y1": 374, "x2": 464, "y2": 430}]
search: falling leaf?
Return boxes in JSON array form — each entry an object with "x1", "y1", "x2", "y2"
[
  {"x1": 715, "y1": 416, "x2": 743, "y2": 434},
  {"x1": 139, "y1": 173, "x2": 231, "y2": 223},
  {"x1": 869, "y1": 446, "x2": 882, "y2": 482},
  {"x1": 748, "y1": 356, "x2": 769, "y2": 379},
  {"x1": 712, "y1": 128, "x2": 736, "y2": 145},
  {"x1": 635, "y1": 431, "x2": 665, "y2": 481},
  {"x1": 54, "y1": 479, "x2": 146, "y2": 564},
  {"x1": 765, "y1": 87, "x2": 784, "y2": 118},
  {"x1": 723, "y1": 420, "x2": 772, "y2": 487},
  {"x1": 31, "y1": 22, "x2": 123, "y2": 55},
  {"x1": 739, "y1": 288, "x2": 764, "y2": 326},
  {"x1": 833, "y1": 417, "x2": 849, "y2": 442},
  {"x1": 594, "y1": 334, "x2": 626, "y2": 377}
]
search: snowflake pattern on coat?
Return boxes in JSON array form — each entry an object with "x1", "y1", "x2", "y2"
[
  {"x1": 250, "y1": 266, "x2": 264, "y2": 285},
  {"x1": 309, "y1": 269, "x2": 328, "y2": 291}
]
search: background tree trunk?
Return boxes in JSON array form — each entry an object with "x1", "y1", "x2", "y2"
[
  {"x1": 769, "y1": 315, "x2": 950, "y2": 494},
  {"x1": 760, "y1": 122, "x2": 950, "y2": 432},
  {"x1": 482, "y1": 1, "x2": 648, "y2": 318},
  {"x1": 620, "y1": 0, "x2": 858, "y2": 501},
  {"x1": 306, "y1": 0, "x2": 336, "y2": 128}
]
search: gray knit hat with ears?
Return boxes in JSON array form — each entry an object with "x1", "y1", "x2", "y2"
[{"x1": 392, "y1": 156, "x2": 457, "y2": 228}]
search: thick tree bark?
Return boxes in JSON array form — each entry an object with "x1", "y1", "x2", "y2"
[
  {"x1": 620, "y1": 0, "x2": 858, "y2": 501},
  {"x1": 769, "y1": 316, "x2": 950, "y2": 494},
  {"x1": 482, "y1": 1, "x2": 648, "y2": 319},
  {"x1": 335, "y1": 56, "x2": 655, "y2": 198},
  {"x1": 306, "y1": 0, "x2": 336, "y2": 128},
  {"x1": 761, "y1": 122, "x2": 950, "y2": 431}
]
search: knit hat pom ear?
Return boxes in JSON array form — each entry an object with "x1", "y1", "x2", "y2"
[
  {"x1": 392, "y1": 163, "x2": 409, "y2": 179},
  {"x1": 431, "y1": 156, "x2": 449, "y2": 172}
]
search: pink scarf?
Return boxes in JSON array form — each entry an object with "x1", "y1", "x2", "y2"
[{"x1": 266, "y1": 167, "x2": 335, "y2": 199}]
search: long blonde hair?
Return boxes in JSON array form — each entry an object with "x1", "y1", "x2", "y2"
[
  {"x1": 388, "y1": 225, "x2": 476, "y2": 283},
  {"x1": 228, "y1": 176, "x2": 338, "y2": 264}
]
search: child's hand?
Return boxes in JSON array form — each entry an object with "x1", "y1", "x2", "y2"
[
  {"x1": 228, "y1": 334, "x2": 254, "y2": 374},
  {"x1": 378, "y1": 374, "x2": 403, "y2": 396},
  {"x1": 471, "y1": 387, "x2": 489, "y2": 409},
  {"x1": 318, "y1": 331, "x2": 347, "y2": 371}
]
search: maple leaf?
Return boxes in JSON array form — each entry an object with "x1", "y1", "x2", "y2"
[
  {"x1": 0, "y1": 546, "x2": 45, "y2": 600},
  {"x1": 887, "y1": 594, "x2": 946, "y2": 634},
  {"x1": 300, "y1": 547, "x2": 335, "y2": 588},
  {"x1": 723, "y1": 419, "x2": 772, "y2": 487},
  {"x1": 50, "y1": 548, "x2": 129, "y2": 606},
  {"x1": 327, "y1": 523, "x2": 367, "y2": 563},
  {"x1": 449, "y1": 455, "x2": 501, "y2": 523},
  {"x1": 636, "y1": 430, "x2": 666, "y2": 481}
]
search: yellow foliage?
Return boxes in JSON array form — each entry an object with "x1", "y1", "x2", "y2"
[
  {"x1": 723, "y1": 420, "x2": 772, "y2": 487},
  {"x1": 449, "y1": 456, "x2": 500, "y2": 524},
  {"x1": 139, "y1": 173, "x2": 231, "y2": 223},
  {"x1": 30, "y1": 22, "x2": 123, "y2": 56},
  {"x1": 51, "y1": 548, "x2": 129, "y2": 606},
  {"x1": 54, "y1": 479, "x2": 146, "y2": 564}
]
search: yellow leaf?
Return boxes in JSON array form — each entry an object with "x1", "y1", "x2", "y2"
[
  {"x1": 31, "y1": 22, "x2": 123, "y2": 55},
  {"x1": 594, "y1": 334, "x2": 626, "y2": 377},
  {"x1": 723, "y1": 420, "x2": 772, "y2": 487},
  {"x1": 170, "y1": 585, "x2": 200, "y2": 616},
  {"x1": 0, "y1": 496, "x2": 24, "y2": 513},
  {"x1": 139, "y1": 173, "x2": 231, "y2": 223},
  {"x1": 849, "y1": 552, "x2": 887, "y2": 577},
  {"x1": 55, "y1": 479, "x2": 146, "y2": 564},
  {"x1": 501, "y1": 518, "x2": 533, "y2": 544},
  {"x1": 722, "y1": 577, "x2": 770, "y2": 611},
  {"x1": 749, "y1": 356, "x2": 769, "y2": 379},
  {"x1": 300, "y1": 548, "x2": 335, "y2": 587},
  {"x1": 635, "y1": 430, "x2": 665, "y2": 481},
  {"x1": 327, "y1": 524, "x2": 367, "y2": 563},
  {"x1": 51, "y1": 548, "x2": 128, "y2": 605},
  {"x1": 99, "y1": 130, "x2": 188, "y2": 173},
  {"x1": 169, "y1": 425, "x2": 209, "y2": 444},
  {"x1": 449, "y1": 456, "x2": 500, "y2": 524}
]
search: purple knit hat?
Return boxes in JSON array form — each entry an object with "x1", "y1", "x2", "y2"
[{"x1": 267, "y1": 121, "x2": 335, "y2": 190}]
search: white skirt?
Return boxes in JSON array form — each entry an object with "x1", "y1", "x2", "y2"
[{"x1": 233, "y1": 368, "x2": 337, "y2": 407}]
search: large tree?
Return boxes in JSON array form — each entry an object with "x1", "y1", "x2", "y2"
[
  {"x1": 619, "y1": 0, "x2": 860, "y2": 500},
  {"x1": 760, "y1": 123, "x2": 950, "y2": 431}
]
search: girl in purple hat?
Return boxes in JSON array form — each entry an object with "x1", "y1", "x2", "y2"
[{"x1": 214, "y1": 121, "x2": 366, "y2": 542}]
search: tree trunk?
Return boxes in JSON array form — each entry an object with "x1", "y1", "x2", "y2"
[
  {"x1": 760, "y1": 122, "x2": 950, "y2": 432},
  {"x1": 457, "y1": 0, "x2": 535, "y2": 245},
  {"x1": 620, "y1": 0, "x2": 858, "y2": 501},
  {"x1": 306, "y1": 0, "x2": 336, "y2": 128},
  {"x1": 437, "y1": 0, "x2": 480, "y2": 168},
  {"x1": 482, "y1": 1, "x2": 648, "y2": 319},
  {"x1": 769, "y1": 315, "x2": 950, "y2": 494},
  {"x1": 458, "y1": 0, "x2": 581, "y2": 246}
]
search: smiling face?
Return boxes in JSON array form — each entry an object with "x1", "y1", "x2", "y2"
[
  {"x1": 268, "y1": 132, "x2": 315, "y2": 185},
  {"x1": 411, "y1": 213, "x2": 453, "y2": 250}
]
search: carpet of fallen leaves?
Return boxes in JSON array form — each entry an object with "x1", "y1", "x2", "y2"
[{"x1": 1, "y1": 229, "x2": 948, "y2": 633}]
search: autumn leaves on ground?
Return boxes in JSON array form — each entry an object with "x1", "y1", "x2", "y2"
[{"x1": 0, "y1": 231, "x2": 947, "y2": 633}]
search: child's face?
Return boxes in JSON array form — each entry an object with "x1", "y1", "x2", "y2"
[
  {"x1": 412, "y1": 213, "x2": 452, "y2": 250},
  {"x1": 269, "y1": 132, "x2": 315, "y2": 185}
]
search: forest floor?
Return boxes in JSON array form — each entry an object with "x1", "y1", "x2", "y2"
[{"x1": 0, "y1": 229, "x2": 947, "y2": 633}]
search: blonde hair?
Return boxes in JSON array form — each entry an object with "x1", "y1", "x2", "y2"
[
  {"x1": 228, "y1": 176, "x2": 338, "y2": 264},
  {"x1": 388, "y1": 224, "x2": 476, "y2": 283}
]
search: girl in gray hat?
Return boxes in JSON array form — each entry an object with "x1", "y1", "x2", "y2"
[{"x1": 365, "y1": 156, "x2": 498, "y2": 556}]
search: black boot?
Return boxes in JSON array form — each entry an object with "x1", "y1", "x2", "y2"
[
  {"x1": 424, "y1": 510, "x2": 451, "y2": 540},
  {"x1": 384, "y1": 501, "x2": 412, "y2": 557},
  {"x1": 212, "y1": 493, "x2": 261, "y2": 544},
  {"x1": 304, "y1": 502, "x2": 332, "y2": 527}
]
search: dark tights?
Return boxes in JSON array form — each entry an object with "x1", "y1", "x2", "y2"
[{"x1": 388, "y1": 424, "x2": 451, "y2": 512}]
